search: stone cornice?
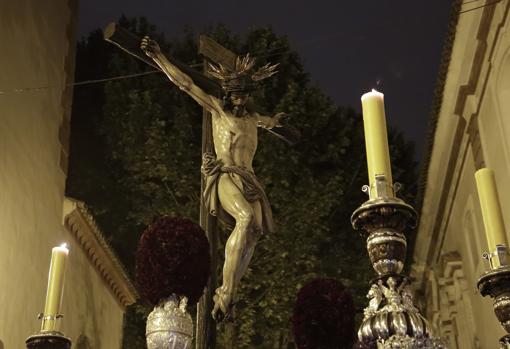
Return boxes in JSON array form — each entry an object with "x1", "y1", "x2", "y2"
[
  {"x1": 415, "y1": 0, "x2": 462, "y2": 220},
  {"x1": 414, "y1": 0, "x2": 510, "y2": 289},
  {"x1": 63, "y1": 197, "x2": 138, "y2": 309}
]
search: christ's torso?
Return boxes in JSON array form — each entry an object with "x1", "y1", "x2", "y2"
[{"x1": 212, "y1": 109, "x2": 258, "y2": 172}]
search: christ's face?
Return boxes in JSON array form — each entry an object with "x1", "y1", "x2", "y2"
[{"x1": 230, "y1": 92, "x2": 249, "y2": 106}]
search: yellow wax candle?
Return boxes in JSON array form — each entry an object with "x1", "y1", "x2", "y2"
[
  {"x1": 475, "y1": 168, "x2": 508, "y2": 254},
  {"x1": 41, "y1": 243, "x2": 69, "y2": 332},
  {"x1": 361, "y1": 89, "x2": 393, "y2": 197}
]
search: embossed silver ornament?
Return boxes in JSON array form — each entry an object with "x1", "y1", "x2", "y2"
[
  {"x1": 146, "y1": 295, "x2": 193, "y2": 349},
  {"x1": 359, "y1": 277, "x2": 439, "y2": 347}
]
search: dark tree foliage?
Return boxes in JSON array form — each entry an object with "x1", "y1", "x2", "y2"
[{"x1": 67, "y1": 17, "x2": 417, "y2": 349}]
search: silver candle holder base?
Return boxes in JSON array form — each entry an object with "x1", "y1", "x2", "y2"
[
  {"x1": 352, "y1": 176, "x2": 446, "y2": 348},
  {"x1": 27, "y1": 311, "x2": 71, "y2": 349},
  {"x1": 478, "y1": 245, "x2": 510, "y2": 349},
  {"x1": 25, "y1": 332, "x2": 71, "y2": 349}
]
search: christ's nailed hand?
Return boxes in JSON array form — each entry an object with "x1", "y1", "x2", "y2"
[
  {"x1": 141, "y1": 36, "x2": 161, "y2": 58},
  {"x1": 273, "y1": 112, "x2": 289, "y2": 127}
]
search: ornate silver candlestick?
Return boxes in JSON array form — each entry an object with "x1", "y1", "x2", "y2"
[
  {"x1": 477, "y1": 245, "x2": 510, "y2": 348},
  {"x1": 26, "y1": 314, "x2": 71, "y2": 349},
  {"x1": 474, "y1": 168, "x2": 510, "y2": 348},
  {"x1": 351, "y1": 175, "x2": 445, "y2": 348}
]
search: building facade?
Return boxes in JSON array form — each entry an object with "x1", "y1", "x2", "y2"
[
  {"x1": 0, "y1": 1, "x2": 137, "y2": 348},
  {"x1": 412, "y1": 1, "x2": 510, "y2": 348}
]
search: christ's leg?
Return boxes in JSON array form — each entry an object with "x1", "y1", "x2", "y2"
[
  {"x1": 235, "y1": 200, "x2": 262, "y2": 285},
  {"x1": 213, "y1": 173, "x2": 254, "y2": 319}
]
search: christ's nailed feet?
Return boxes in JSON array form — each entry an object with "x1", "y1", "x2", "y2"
[{"x1": 212, "y1": 291, "x2": 235, "y2": 323}]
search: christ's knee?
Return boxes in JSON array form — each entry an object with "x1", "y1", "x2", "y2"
[
  {"x1": 236, "y1": 211, "x2": 254, "y2": 230},
  {"x1": 227, "y1": 213, "x2": 252, "y2": 252}
]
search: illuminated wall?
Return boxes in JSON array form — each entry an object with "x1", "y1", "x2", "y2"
[
  {"x1": 0, "y1": 1, "x2": 136, "y2": 347},
  {"x1": 412, "y1": 2, "x2": 510, "y2": 348}
]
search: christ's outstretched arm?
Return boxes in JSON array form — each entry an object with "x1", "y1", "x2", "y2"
[
  {"x1": 141, "y1": 36, "x2": 220, "y2": 113},
  {"x1": 255, "y1": 112, "x2": 288, "y2": 129}
]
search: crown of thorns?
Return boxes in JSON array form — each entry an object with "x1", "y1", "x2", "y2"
[{"x1": 207, "y1": 53, "x2": 279, "y2": 93}]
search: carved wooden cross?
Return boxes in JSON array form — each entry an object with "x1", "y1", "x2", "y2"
[
  {"x1": 104, "y1": 23, "x2": 240, "y2": 349},
  {"x1": 196, "y1": 35, "x2": 238, "y2": 349}
]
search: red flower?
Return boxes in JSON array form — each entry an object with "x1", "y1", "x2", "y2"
[
  {"x1": 292, "y1": 278, "x2": 355, "y2": 349},
  {"x1": 136, "y1": 216, "x2": 210, "y2": 305}
]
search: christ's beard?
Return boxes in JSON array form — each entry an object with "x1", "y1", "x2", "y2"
[{"x1": 232, "y1": 105, "x2": 246, "y2": 117}]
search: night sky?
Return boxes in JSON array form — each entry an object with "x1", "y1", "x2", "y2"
[{"x1": 78, "y1": 0, "x2": 454, "y2": 161}]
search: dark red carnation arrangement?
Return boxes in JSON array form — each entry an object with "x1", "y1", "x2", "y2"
[
  {"x1": 292, "y1": 278, "x2": 356, "y2": 349},
  {"x1": 135, "y1": 216, "x2": 210, "y2": 305}
]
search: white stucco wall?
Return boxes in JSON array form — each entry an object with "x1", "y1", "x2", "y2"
[
  {"x1": 0, "y1": 1, "x2": 125, "y2": 347},
  {"x1": 413, "y1": 2, "x2": 510, "y2": 348}
]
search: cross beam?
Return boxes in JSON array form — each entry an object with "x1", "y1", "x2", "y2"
[{"x1": 196, "y1": 35, "x2": 238, "y2": 349}]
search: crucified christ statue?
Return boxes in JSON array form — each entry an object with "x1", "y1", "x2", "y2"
[{"x1": 141, "y1": 36, "x2": 287, "y2": 321}]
